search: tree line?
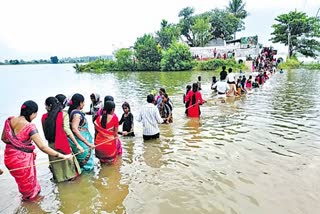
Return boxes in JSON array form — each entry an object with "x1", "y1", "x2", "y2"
[
  {"x1": 76, "y1": 0, "x2": 248, "y2": 72},
  {"x1": 78, "y1": 0, "x2": 319, "y2": 73}
]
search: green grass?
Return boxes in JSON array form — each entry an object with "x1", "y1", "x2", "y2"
[{"x1": 278, "y1": 56, "x2": 320, "y2": 70}]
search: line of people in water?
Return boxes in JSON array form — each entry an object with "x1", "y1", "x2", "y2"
[
  {"x1": 0, "y1": 59, "x2": 280, "y2": 200},
  {"x1": 0, "y1": 89, "x2": 178, "y2": 200},
  {"x1": 207, "y1": 53, "x2": 281, "y2": 102}
]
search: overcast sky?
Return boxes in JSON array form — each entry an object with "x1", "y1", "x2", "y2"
[{"x1": 0, "y1": 0, "x2": 319, "y2": 61}]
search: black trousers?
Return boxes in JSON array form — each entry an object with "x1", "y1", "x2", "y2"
[{"x1": 143, "y1": 133, "x2": 160, "y2": 141}]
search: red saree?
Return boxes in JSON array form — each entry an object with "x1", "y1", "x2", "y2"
[
  {"x1": 3, "y1": 117, "x2": 41, "y2": 200},
  {"x1": 184, "y1": 91, "x2": 204, "y2": 118},
  {"x1": 42, "y1": 112, "x2": 71, "y2": 154},
  {"x1": 94, "y1": 115, "x2": 119, "y2": 163}
]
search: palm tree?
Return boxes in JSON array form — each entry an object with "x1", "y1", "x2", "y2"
[{"x1": 226, "y1": 0, "x2": 248, "y2": 39}]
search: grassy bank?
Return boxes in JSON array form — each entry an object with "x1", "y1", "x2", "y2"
[
  {"x1": 193, "y1": 59, "x2": 247, "y2": 72},
  {"x1": 301, "y1": 63, "x2": 320, "y2": 70},
  {"x1": 75, "y1": 58, "x2": 247, "y2": 73},
  {"x1": 278, "y1": 56, "x2": 320, "y2": 70}
]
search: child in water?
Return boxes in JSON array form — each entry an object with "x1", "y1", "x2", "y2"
[
  {"x1": 119, "y1": 102, "x2": 135, "y2": 136},
  {"x1": 246, "y1": 75, "x2": 253, "y2": 90},
  {"x1": 211, "y1": 76, "x2": 217, "y2": 92},
  {"x1": 197, "y1": 76, "x2": 202, "y2": 90},
  {"x1": 252, "y1": 79, "x2": 259, "y2": 88}
]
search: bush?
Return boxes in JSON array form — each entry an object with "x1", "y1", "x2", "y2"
[
  {"x1": 160, "y1": 42, "x2": 193, "y2": 71},
  {"x1": 76, "y1": 59, "x2": 120, "y2": 73},
  {"x1": 278, "y1": 56, "x2": 300, "y2": 69},
  {"x1": 194, "y1": 58, "x2": 246, "y2": 71}
]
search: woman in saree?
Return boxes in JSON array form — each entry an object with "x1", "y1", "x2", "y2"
[
  {"x1": 42, "y1": 97, "x2": 83, "y2": 182},
  {"x1": 1, "y1": 100, "x2": 71, "y2": 200},
  {"x1": 96, "y1": 95, "x2": 123, "y2": 155},
  {"x1": 94, "y1": 100, "x2": 120, "y2": 164},
  {"x1": 184, "y1": 83, "x2": 206, "y2": 118},
  {"x1": 68, "y1": 93, "x2": 95, "y2": 171}
]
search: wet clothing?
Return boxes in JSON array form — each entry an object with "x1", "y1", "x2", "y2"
[
  {"x1": 246, "y1": 79, "x2": 252, "y2": 89},
  {"x1": 3, "y1": 117, "x2": 41, "y2": 200},
  {"x1": 227, "y1": 73, "x2": 236, "y2": 84},
  {"x1": 137, "y1": 103, "x2": 163, "y2": 136},
  {"x1": 220, "y1": 70, "x2": 227, "y2": 81},
  {"x1": 119, "y1": 112, "x2": 135, "y2": 136},
  {"x1": 94, "y1": 114, "x2": 121, "y2": 163},
  {"x1": 213, "y1": 81, "x2": 230, "y2": 98},
  {"x1": 252, "y1": 82, "x2": 259, "y2": 88},
  {"x1": 42, "y1": 112, "x2": 81, "y2": 182},
  {"x1": 68, "y1": 110, "x2": 95, "y2": 171},
  {"x1": 159, "y1": 100, "x2": 173, "y2": 123},
  {"x1": 184, "y1": 91, "x2": 204, "y2": 117}
]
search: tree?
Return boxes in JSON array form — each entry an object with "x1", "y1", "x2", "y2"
[
  {"x1": 207, "y1": 9, "x2": 243, "y2": 40},
  {"x1": 156, "y1": 19, "x2": 180, "y2": 50},
  {"x1": 178, "y1": 7, "x2": 243, "y2": 45},
  {"x1": 227, "y1": 0, "x2": 247, "y2": 19},
  {"x1": 178, "y1": 7, "x2": 196, "y2": 46},
  {"x1": 134, "y1": 34, "x2": 162, "y2": 71},
  {"x1": 9, "y1": 59, "x2": 19, "y2": 64},
  {"x1": 160, "y1": 42, "x2": 193, "y2": 71},
  {"x1": 191, "y1": 17, "x2": 213, "y2": 47},
  {"x1": 115, "y1": 48, "x2": 135, "y2": 71},
  {"x1": 270, "y1": 10, "x2": 320, "y2": 58},
  {"x1": 50, "y1": 56, "x2": 59, "y2": 64},
  {"x1": 226, "y1": 0, "x2": 248, "y2": 38}
]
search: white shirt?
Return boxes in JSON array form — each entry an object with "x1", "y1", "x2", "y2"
[
  {"x1": 137, "y1": 103, "x2": 163, "y2": 136},
  {"x1": 252, "y1": 71, "x2": 259, "y2": 78},
  {"x1": 213, "y1": 81, "x2": 230, "y2": 94},
  {"x1": 227, "y1": 73, "x2": 235, "y2": 82}
]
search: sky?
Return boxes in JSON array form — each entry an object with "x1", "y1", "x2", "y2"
[{"x1": 0, "y1": 0, "x2": 319, "y2": 61}]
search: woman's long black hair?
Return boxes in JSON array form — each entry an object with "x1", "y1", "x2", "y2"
[
  {"x1": 55, "y1": 94, "x2": 67, "y2": 109},
  {"x1": 20, "y1": 100, "x2": 38, "y2": 122},
  {"x1": 101, "y1": 101, "x2": 115, "y2": 128},
  {"x1": 191, "y1": 83, "x2": 198, "y2": 105},
  {"x1": 68, "y1": 93, "x2": 85, "y2": 116},
  {"x1": 44, "y1": 97, "x2": 61, "y2": 142}
]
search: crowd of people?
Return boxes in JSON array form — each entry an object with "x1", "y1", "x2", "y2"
[
  {"x1": 0, "y1": 88, "x2": 178, "y2": 200},
  {"x1": 209, "y1": 48, "x2": 281, "y2": 102},
  {"x1": 192, "y1": 48, "x2": 236, "y2": 61},
  {"x1": 0, "y1": 51, "x2": 281, "y2": 200}
]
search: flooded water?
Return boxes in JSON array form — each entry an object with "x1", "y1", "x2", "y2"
[{"x1": 0, "y1": 64, "x2": 320, "y2": 214}]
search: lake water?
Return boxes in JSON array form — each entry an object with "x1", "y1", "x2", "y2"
[{"x1": 0, "y1": 64, "x2": 320, "y2": 214}]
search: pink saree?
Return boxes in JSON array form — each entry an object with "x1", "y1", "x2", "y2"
[{"x1": 3, "y1": 117, "x2": 41, "y2": 200}]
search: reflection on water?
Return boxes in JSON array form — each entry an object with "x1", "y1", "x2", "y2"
[{"x1": 1, "y1": 65, "x2": 320, "y2": 213}]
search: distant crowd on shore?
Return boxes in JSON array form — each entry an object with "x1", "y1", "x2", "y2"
[{"x1": 192, "y1": 48, "x2": 236, "y2": 61}]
